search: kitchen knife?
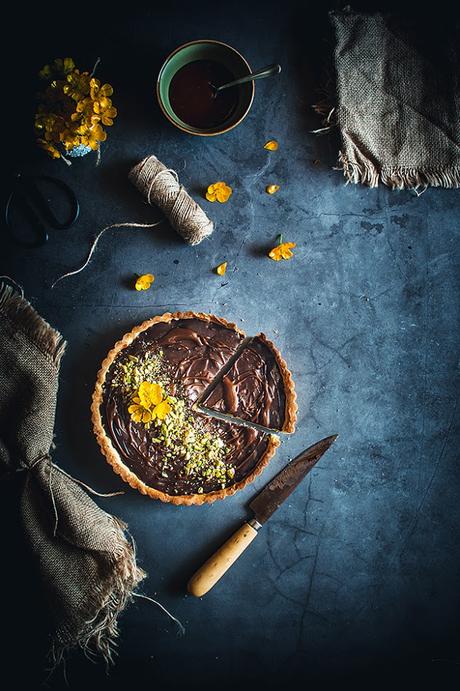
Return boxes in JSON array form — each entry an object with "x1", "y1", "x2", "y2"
[{"x1": 187, "y1": 434, "x2": 338, "y2": 597}]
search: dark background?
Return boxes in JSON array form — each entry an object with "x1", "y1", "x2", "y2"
[{"x1": 1, "y1": 1, "x2": 459, "y2": 689}]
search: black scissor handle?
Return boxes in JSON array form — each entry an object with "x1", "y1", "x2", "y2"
[
  {"x1": 5, "y1": 186, "x2": 48, "y2": 248},
  {"x1": 5, "y1": 174, "x2": 80, "y2": 248},
  {"x1": 22, "y1": 175, "x2": 80, "y2": 230}
]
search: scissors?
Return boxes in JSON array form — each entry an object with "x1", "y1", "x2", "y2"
[{"x1": 5, "y1": 174, "x2": 79, "y2": 248}]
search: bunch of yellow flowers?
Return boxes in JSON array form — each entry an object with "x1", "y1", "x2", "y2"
[{"x1": 35, "y1": 57, "x2": 117, "y2": 159}]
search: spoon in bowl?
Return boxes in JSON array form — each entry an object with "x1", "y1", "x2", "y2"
[{"x1": 210, "y1": 63, "x2": 281, "y2": 97}]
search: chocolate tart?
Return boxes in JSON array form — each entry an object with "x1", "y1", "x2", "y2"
[
  {"x1": 91, "y1": 312, "x2": 281, "y2": 505},
  {"x1": 200, "y1": 334, "x2": 297, "y2": 432}
]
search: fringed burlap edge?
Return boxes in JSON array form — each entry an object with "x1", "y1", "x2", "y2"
[
  {"x1": 50, "y1": 517, "x2": 146, "y2": 668},
  {"x1": 338, "y1": 149, "x2": 460, "y2": 190},
  {"x1": 312, "y1": 101, "x2": 460, "y2": 191},
  {"x1": 0, "y1": 284, "x2": 66, "y2": 366}
]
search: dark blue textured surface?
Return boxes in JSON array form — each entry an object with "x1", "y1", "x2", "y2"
[{"x1": 2, "y1": 2, "x2": 460, "y2": 688}]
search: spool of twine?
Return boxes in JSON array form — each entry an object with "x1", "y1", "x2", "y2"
[
  {"x1": 51, "y1": 153, "x2": 214, "y2": 288},
  {"x1": 129, "y1": 155, "x2": 213, "y2": 245}
]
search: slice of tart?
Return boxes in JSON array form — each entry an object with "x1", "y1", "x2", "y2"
[
  {"x1": 91, "y1": 312, "x2": 280, "y2": 505},
  {"x1": 199, "y1": 334, "x2": 297, "y2": 433}
]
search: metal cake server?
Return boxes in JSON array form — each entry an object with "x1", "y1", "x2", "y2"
[{"x1": 188, "y1": 434, "x2": 338, "y2": 597}]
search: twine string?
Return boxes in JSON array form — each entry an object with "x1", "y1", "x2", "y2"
[
  {"x1": 50, "y1": 220, "x2": 164, "y2": 288},
  {"x1": 132, "y1": 593, "x2": 185, "y2": 636},
  {"x1": 51, "y1": 154, "x2": 213, "y2": 287},
  {"x1": 20, "y1": 455, "x2": 124, "y2": 536}
]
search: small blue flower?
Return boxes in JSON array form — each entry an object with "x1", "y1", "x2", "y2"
[{"x1": 67, "y1": 144, "x2": 92, "y2": 158}]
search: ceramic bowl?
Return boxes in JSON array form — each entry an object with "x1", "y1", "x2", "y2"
[{"x1": 156, "y1": 39, "x2": 255, "y2": 136}]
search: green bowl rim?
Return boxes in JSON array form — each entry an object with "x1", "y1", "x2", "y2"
[{"x1": 156, "y1": 39, "x2": 255, "y2": 136}]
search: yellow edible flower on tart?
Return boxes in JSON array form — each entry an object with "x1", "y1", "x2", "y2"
[
  {"x1": 266, "y1": 184, "x2": 280, "y2": 194},
  {"x1": 264, "y1": 140, "x2": 279, "y2": 151},
  {"x1": 206, "y1": 181, "x2": 232, "y2": 203},
  {"x1": 128, "y1": 381, "x2": 172, "y2": 425},
  {"x1": 268, "y1": 239, "x2": 296, "y2": 261},
  {"x1": 216, "y1": 262, "x2": 227, "y2": 275},
  {"x1": 135, "y1": 273, "x2": 155, "y2": 291},
  {"x1": 151, "y1": 399, "x2": 172, "y2": 420},
  {"x1": 137, "y1": 381, "x2": 163, "y2": 408},
  {"x1": 127, "y1": 402, "x2": 154, "y2": 424}
]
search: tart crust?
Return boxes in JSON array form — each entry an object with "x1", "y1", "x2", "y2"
[
  {"x1": 91, "y1": 311, "x2": 281, "y2": 505},
  {"x1": 256, "y1": 332, "x2": 298, "y2": 433}
]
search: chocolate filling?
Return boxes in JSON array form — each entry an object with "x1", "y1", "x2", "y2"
[
  {"x1": 201, "y1": 336, "x2": 286, "y2": 430},
  {"x1": 101, "y1": 318, "x2": 273, "y2": 496},
  {"x1": 105, "y1": 393, "x2": 269, "y2": 495},
  {"x1": 127, "y1": 318, "x2": 244, "y2": 402}
]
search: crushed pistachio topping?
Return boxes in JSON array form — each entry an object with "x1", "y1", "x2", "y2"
[
  {"x1": 110, "y1": 351, "x2": 167, "y2": 396},
  {"x1": 152, "y1": 398, "x2": 235, "y2": 489}
]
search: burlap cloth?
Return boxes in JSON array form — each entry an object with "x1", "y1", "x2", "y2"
[
  {"x1": 0, "y1": 282, "x2": 145, "y2": 664},
  {"x1": 329, "y1": 9, "x2": 460, "y2": 189}
]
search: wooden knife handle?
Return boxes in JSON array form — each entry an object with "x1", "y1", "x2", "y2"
[{"x1": 187, "y1": 522, "x2": 258, "y2": 597}]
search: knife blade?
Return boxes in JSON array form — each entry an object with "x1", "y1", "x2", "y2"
[
  {"x1": 249, "y1": 434, "x2": 338, "y2": 526},
  {"x1": 187, "y1": 434, "x2": 337, "y2": 597}
]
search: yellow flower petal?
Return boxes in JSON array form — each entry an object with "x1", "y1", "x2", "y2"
[
  {"x1": 92, "y1": 124, "x2": 107, "y2": 142},
  {"x1": 100, "y1": 84, "x2": 114, "y2": 97},
  {"x1": 264, "y1": 140, "x2": 279, "y2": 151},
  {"x1": 128, "y1": 404, "x2": 144, "y2": 422},
  {"x1": 216, "y1": 261, "x2": 227, "y2": 276},
  {"x1": 216, "y1": 187, "x2": 232, "y2": 203},
  {"x1": 152, "y1": 400, "x2": 172, "y2": 420},
  {"x1": 141, "y1": 409, "x2": 153, "y2": 423},
  {"x1": 268, "y1": 241, "x2": 296, "y2": 261},
  {"x1": 266, "y1": 184, "x2": 280, "y2": 194},
  {"x1": 63, "y1": 57, "x2": 75, "y2": 73},
  {"x1": 206, "y1": 182, "x2": 232, "y2": 203},
  {"x1": 268, "y1": 247, "x2": 282, "y2": 261},
  {"x1": 138, "y1": 381, "x2": 163, "y2": 407},
  {"x1": 280, "y1": 243, "x2": 296, "y2": 259},
  {"x1": 135, "y1": 273, "x2": 155, "y2": 291}
]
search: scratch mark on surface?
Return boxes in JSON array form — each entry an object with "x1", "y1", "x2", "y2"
[
  {"x1": 397, "y1": 393, "x2": 459, "y2": 561},
  {"x1": 296, "y1": 537, "x2": 322, "y2": 651}
]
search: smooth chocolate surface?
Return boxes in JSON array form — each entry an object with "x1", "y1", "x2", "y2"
[
  {"x1": 127, "y1": 318, "x2": 244, "y2": 401},
  {"x1": 101, "y1": 317, "x2": 272, "y2": 496},
  {"x1": 201, "y1": 336, "x2": 286, "y2": 430}
]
